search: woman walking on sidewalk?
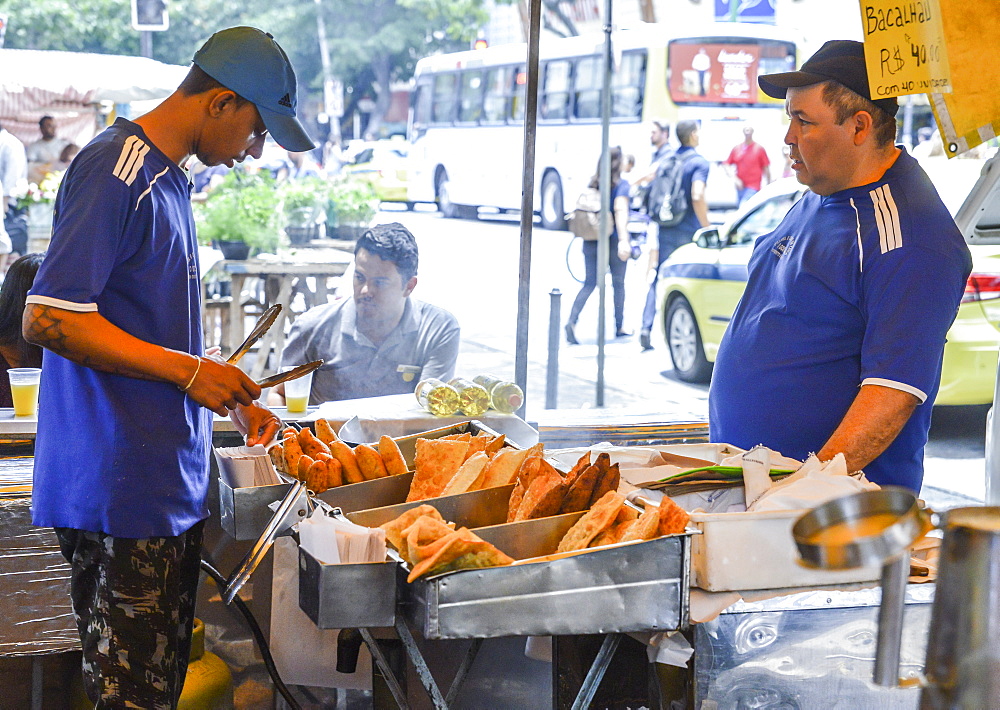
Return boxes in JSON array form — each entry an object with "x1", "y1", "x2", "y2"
[{"x1": 565, "y1": 146, "x2": 633, "y2": 344}]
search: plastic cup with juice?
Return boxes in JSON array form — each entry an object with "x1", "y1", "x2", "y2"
[
  {"x1": 281, "y1": 366, "x2": 314, "y2": 414},
  {"x1": 8, "y1": 368, "x2": 42, "y2": 417}
]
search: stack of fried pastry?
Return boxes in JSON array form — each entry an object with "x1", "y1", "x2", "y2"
[
  {"x1": 556, "y1": 491, "x2": 690, "y2": 553},
  {"x1": 405, "y1": 432, "x2": 541, "y2": 502},
  {"x1": 380, "y1": 505, "x2": 514, "y2": 582},
  {"x1": 506, "y1": 451, "x2": 620, "y2": 523},
  {"x1": 268, "y1": 419, "x2": 408, "y2": 494}
]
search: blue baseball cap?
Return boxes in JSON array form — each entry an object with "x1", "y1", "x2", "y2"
[{"x1": 193, "y1": 27, "x2": 315, "y2": 151}]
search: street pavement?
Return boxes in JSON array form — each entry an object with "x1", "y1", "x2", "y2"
[{"x1": 354, "y1": 204, "x2": 987, "y2": 504}]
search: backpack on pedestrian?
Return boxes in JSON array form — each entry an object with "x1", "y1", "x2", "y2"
[
  {"x1": 566, "y1": 186, "x2": 608, "y2": 241},
  {"x1": 646, "y1": 150, "x2": 696, "y2": 228}
]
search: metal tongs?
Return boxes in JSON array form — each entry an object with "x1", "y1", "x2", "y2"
[
  {"x1": 256, "y1": 359, "x2": 324, "y2": 388},
  {"x1": 228, "y1": 304, "x2": 282, "y2": 364}
]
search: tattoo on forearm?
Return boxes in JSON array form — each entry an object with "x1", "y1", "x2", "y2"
[{"x1": 26, "y1": 305, "x2": 71, "y2": 355}]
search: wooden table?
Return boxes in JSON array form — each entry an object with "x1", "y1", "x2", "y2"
[{"x1": 203, "y1": 252, "x2": 352, "y2": 379}]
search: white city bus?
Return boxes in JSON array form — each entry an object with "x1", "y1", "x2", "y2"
[{"x1": 407, "y1": 22, "x2": 799, "y2": 228}]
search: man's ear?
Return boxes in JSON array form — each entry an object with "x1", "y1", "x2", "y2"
[
  {"x1": 852, "y1": 110, "x2": 874, "y2": 146},
  {"x1": 207, "y1": 89, "x2": 240, "y2": 118},
  {"x1": 403, "y1": 276, "x2": 417, "y2": 298}
]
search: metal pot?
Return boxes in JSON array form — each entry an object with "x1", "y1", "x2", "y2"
[{"x1": 793, "y1": 489, "x2": 1000, "y2": 708}]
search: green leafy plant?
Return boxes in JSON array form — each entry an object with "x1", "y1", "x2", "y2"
[
  {"x1": 327, "y1": 175, "x2": 378, "y2": 228},
  {"x1": 194, "y1": 170, "x2": 283, "y2": 254},
  {"x1": 279, "y1": 177, "x2": 329, "y2": 227}
]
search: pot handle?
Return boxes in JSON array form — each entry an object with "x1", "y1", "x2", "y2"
[{"x1": 873, "y1": 552, "x2": 909, "y2": 686}]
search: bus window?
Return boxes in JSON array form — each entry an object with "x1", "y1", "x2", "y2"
[
  {"x1": 483, "y1": 67, "x2": 511, "y2": 123},
  {"x1": 458, "y1": 70, "x2": 485, "y2": 123},
  {"x1": 574, "y1": 56, "x2": 601, "y2": 119},
  {"x1": 412, "y1": 82, "x2": 432, "y2": 131},
  {"x1": 432, "y1": 73, "x2": 458, "y2": 124},
  {"x1": 612, "y1": 51, "x2": 646, "y2": 119},
  {"x1": 541, "y1": 60, "x2": 572, "y2": 121},
  {"x1": 510, "y1": 67, "x2": 526, "y2": 122}
]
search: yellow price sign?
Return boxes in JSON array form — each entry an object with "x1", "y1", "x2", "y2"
[{"x1": 860, "y1": 0, "x2": 952, "y2": 99}]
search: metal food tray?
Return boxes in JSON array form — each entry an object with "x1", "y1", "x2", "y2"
[
  {"x1": 346, "y1": 484, "x2": 515, "y2": 529},
  {"x1": 298, "y1": 547, "x2": 399, "y2": 628},
  {"x1": 316, "y1": 419, "x2": 517, "y2": 514},
  {"x1": 218, "y1": 477, "x2": 310, "y2": 541},
  {"x1": 400, "y1": 513, "x2": 692, "y2": 640}
]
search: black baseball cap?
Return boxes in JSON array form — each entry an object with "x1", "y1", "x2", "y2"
[{"x1": 758, "y1": 40, "x2": 899, "y2": 118}]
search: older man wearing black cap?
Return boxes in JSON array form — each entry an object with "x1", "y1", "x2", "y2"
[
  {"x1": 709, "y1": 40, "x2": 971, "y2": 494},
  {"x1": 23, "y1": 27, "x2": 309, "y2": 707}
]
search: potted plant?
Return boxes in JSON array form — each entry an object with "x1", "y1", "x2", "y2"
[
  {"x1": 279, "y1": 177, "x2": 328, "y2": 246},
  {"x1": 326, "y1": 175, "x2": 378, "y2": 241},
  {"x1": 194, "y1": 169, "x2": 283, "y2": 259}
]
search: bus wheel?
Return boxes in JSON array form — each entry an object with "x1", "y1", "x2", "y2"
[
  {"x1": 540, "y1": 172, "x2": 566, "y2": 231},
  {"x1": 436, "y1": 171, "x2": 458, "y2": 218}
]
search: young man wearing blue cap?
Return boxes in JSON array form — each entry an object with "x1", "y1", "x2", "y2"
[
  {"x1": 709, "y1": 40, "x2": 971, "y2": 493},
  {"x1": 24, "y1": 27, "x2": 312, "y2": 707}
]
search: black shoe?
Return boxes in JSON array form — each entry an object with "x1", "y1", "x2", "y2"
[
  {"x1": 565, "y1": 322, "x2": 579, "y2": 345},
  {"x1": 615, "y1": 328, "x2": 634, "y2": 338},
  {"x1": 640, "y1": 330, "x2": 653, "y2": 351}
]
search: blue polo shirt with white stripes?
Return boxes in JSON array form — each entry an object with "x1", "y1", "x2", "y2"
[
  {"x1": 28, "y1": 118, "x2": 210, "y2": 538},
  {"x1": 710, "y1": 150, "x2": 971, "y2": 491}
]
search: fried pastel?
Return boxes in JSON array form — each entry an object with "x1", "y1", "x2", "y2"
[
  {"x1": 484, "y1": 434, "x2": 506, "y2": 457},
  {"x1": 441, "y1": 452, "x2": 490, "y2": 497},
  {"x1": 562, "y1": 451, "x2": 593, "y2": 489},
  {"x1": 401, "y1": 515, "x2": 457, "y2": 566},
  {"x1": 588, "y1": 462, "x2": 621, "y2": 507},
  {"x1": 378, "y1": 435, "x2": 409, "y2": 476},
  {"x1": 407, "y1": 438, "x2": 471, "y2": 501},
  {"x1": 355, "y1": 444, "x2": 389, "y2": 480},
  {"x1": 657, "y1": 496, "x2": 690, "y2": 536},
  {"x1": 620, "y1": 504, "x2": 660, "y2": 543},
  {"x1": 480, "y1": 447, "x2": 532, "y2": 489},
  {"x1": 314, "y1": 418, "x2": 340, "y2": 446},
  {"x1": 380, "y1": 504, "x2": 445, "y2": 551},
  {"x1": 560, "y1": 463, "x2": 602, "y2": 514},
  {"x1": 465, "y1": 434, "x2": 491, "y2": 460},
  {"x1": 556, "y1": 491, "x2": 626, "y2": 553},
  {"x1": 407, "y1": 527, "x2": 514, "y2": 583},
  {"x1": 590, "y1": 519, "x2": 632, "y2": 547},
  {"x1": 515, "y1": 459, "x2": 566, "y2": 521},
  {"x1": 441, "y1": 433, "x2": 472, "y2": 442},
  {"x1": 330, "y1": 440, "x2": 364, "y2": 484}
]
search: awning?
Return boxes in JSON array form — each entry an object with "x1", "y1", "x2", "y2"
[{"x1": 0, "y1": 48, "x2": 188, "y2": 144}]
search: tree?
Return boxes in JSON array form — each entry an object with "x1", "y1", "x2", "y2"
[{"x1": 0, "y1": 0, "x2": 501, "y2": 143}]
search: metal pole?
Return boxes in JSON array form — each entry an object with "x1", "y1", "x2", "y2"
[
  {"x1": 314, "y1": 0, "x2": 342, "y2": 147},
  {"x1": 595, "y1": 0, "x2": 613, "y2": 407},
  {"x1": 140, "y1": 30, "x2": 152, "y2": 59},
  {"x1": 873, "y1": 554, "x2": 908, "y2": 687},
  {"x1": 514, "y1": 0, "x2": 542, "y2": 420},
  {"x1": 546, "y1": 288, "x2": 561, "y2": 408}
]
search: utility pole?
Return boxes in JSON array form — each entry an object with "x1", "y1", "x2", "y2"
[{"x1": 314, "y1": 0, "x2": 342, "y2": 148}]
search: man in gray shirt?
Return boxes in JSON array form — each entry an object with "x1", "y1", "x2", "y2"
[{"x1": 270, "y1": 222, "x2": 460, "y2": 403}]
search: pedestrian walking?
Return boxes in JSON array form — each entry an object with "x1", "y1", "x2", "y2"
[{"x1": 565, "y1": 146, "x2": 633, "y2": 344}]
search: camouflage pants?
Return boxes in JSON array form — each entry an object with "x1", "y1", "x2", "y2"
[{"x1": 55, "y1": 521, "x2": 205, "y2": 710}]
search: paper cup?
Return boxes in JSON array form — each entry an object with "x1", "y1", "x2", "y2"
[
  {"x1": 282, "y1": 365, "x2": 314, "y2": 414},
  {"x1": 8, "y1": 368, "x2": 41, "y2": 417}
]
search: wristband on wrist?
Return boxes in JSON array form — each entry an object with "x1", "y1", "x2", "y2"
[{"x1": 180, "y1": 356, "x2": 202, "y2": 393}]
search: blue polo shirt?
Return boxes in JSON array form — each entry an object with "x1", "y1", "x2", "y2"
[
  {"x1": 28, "y1": 118, "x2": 210, "y2": 538},
  {"x1": 710, "y1": 150, "x2": 971, "y2": 491}
]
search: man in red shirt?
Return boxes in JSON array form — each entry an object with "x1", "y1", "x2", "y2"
[{"x1": 724, "y1": 125, "x2": 771, "y2": 204}]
